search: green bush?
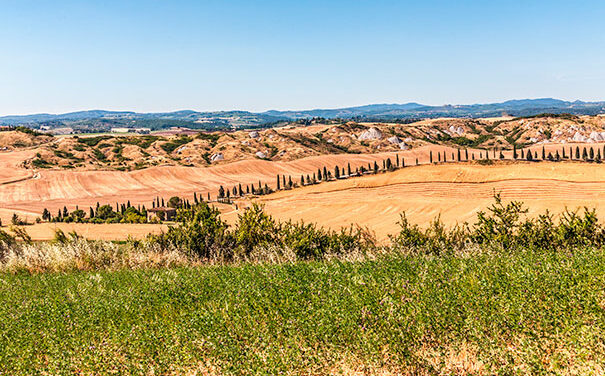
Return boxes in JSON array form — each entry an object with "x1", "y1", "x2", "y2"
[{"x1": 151, "y1": 201, "x2": 233, "y2": 260}]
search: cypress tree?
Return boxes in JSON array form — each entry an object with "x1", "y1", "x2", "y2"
[
  {"x1": 429, "y1": 150, "x2": 433, "y2": 163},
  {"x1": 527, "y1": 150, "x2": 533, "y2": 161},
  {"x1": 317, "y1": 169, "x2": 322, "y2": 181},
  {"x1": 288, "y1": 176, "x2": 293, "y2": 188},
  {"x1": 334, "y1": 166, "x2": 340, "y2": 179},
  {"x1": 401, "y1": 157, "x2": 405, "y2": 167},
  {"x1": 238, "y1": 183, "x2": 243, "y2": 196},
  {"x1": 300, "y1": 175, "x2": 305, "y2": 186},
  {"x1": 218, "y1": 185, "x2": 225, "y2": 198},
  {"x1": 513, "y1": 145, "x2": 517, "y2": 159},
  {"x1": 282, "y1": 175, "x2": 286, "y2": 187},
  {"x1": 457, "y1": 148, "x2": 461, "y2": 161},
  {"x1": 323, "y1": 166, "x2": 328, "y2": 179},
  {"x1": 396, "y1": 154, "x2": 400, "y2": 167},
  {"x1": 576, "y1": 146, "x2": 580, "y2": 159},
  {"x1": 562, "y1": 148, "x2": 566, "y2": 159},
  {"x1": 347, "y1": 162, "x2": 352, "y2": 176},
  {"x1": 415, "y1": 158, "x2": 418, "y2": 165},
  {"x1": 194, "y1": 192, "x2": 198, "y2": 204},
  {"x1": 582, "y1": 147, "x2": 588, "y2": 160},
  {"x1": 521, "y1": 149, "x2": 525, "y2": 159},
  {"x1": 438, "y1": 152, "x2": 441, "y2": 162},
  {"x1": 277, "y1": 175, "x2": 281, "y2": 190},
  {"x1": 590, "y1": 147, "x2": 595, "y2": 160},
  {"x1": 373, "y1": 161, "x2": 379, "y2": 173},
  {"x1": 465, "y1": 149, "x2": 469, "y2": 160},
  {"x1": 555, "y1": 150, "x2": 560, "y2": 161}
]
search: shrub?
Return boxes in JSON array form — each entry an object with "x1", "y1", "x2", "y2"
[
  {"x1": 234, "y1": 204, "x2": 278, "y2": 257},
  {"x1": 151, "y1": 201, "x2": 233, "y2": 260}
]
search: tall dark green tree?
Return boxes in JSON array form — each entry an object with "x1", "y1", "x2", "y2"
[{"x1": 334, "y1": 166, "x2": 340, "y2": 179}]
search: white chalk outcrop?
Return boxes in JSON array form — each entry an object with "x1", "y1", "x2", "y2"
[
  {"x1": 210, "y1": 153, "x2": 224, "y2": 162},
  {"x1": 358, "y1": 127, "x2": 383, "y2": 141}
]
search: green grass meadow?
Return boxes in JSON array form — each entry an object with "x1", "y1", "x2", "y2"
[{"x1": 0, "y1": 249, "x2": 603, "y2": 375}]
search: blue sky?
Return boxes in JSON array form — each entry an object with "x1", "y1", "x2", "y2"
[{"x1": 1, "y1": 0, "x2": 604, "y2": 115}]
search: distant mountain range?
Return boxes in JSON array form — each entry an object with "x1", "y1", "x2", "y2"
[{"x1": 2, "y1": 98, "x2": 604, "y2": 132}]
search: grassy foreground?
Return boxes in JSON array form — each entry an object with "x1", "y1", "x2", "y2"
[{"x1": 0, "y1": 249, "x2": 603, "y2": 375}]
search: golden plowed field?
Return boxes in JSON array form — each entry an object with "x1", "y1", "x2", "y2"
[
  {"x1": 2, "y1": 143, "x2": 605, "y2": 241},
  {"x1": 237, "y1": 161, "x2": 605, "y2": 241}
]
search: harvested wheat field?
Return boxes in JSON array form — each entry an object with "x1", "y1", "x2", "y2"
[
  {"x1": 0, "y1": 146, "x2": 462, "y2": 221},
  {"x1": 3, "y1": 141, "x2": 605, "y2": 241},
  {"x1": 234, "y1": 161, "x2": 605, "y2": 241},
  {"x1": 22, "y1": 223, "x2": 169, "y2": 241}
]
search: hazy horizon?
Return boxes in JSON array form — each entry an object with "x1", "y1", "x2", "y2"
[
  {"x1": 1, "y1": 97, "x2": 604, "y2": 118},
  {"x1": 2, "y1": 1, "x2": 604, "y2": 116}
]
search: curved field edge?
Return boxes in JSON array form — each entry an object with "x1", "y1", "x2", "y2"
[{"x1": 0, "y1": 249, "x2": 603, "y2": 375}]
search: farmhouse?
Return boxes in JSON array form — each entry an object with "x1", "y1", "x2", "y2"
[
  {"x1": 147, "y1": 207, "x2": 177, "y2": 221},
  {"x1": 111, "y1": 127, "x2": 131, "y2": 133}
]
